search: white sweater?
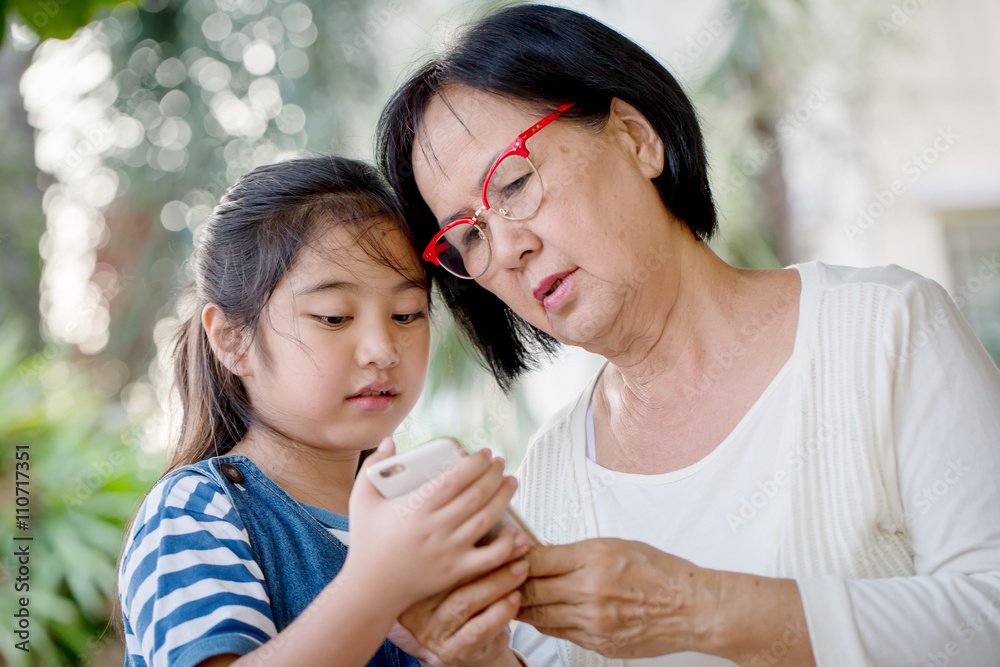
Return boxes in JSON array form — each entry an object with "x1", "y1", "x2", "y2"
[{"x1": 511, "y1": 262, "x2": 1000, "y2": 667}]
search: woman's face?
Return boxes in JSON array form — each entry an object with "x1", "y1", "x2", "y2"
[{"x1": 412, "y1": 87, "x2": 686, "y2": 350}]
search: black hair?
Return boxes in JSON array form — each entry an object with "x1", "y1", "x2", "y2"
[
  {"x1": 167, "y1": 155, "x2": 424, "y2": 472},
  {"x1": 376, "y1": 3, "x2": 716, "y2": 390}
]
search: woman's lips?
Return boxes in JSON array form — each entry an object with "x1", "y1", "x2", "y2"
[{"x1": 540, "y1": 269, "x2": 577, "y2": 311}]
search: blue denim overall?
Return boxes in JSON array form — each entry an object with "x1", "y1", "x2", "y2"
[{"x1": 180, "y1": 454, "x2": 419, "y2": 667}]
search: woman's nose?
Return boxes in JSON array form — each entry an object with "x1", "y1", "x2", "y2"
[
  {"x1": 355, "y1": 324, "x2": 400, "y2": 369},
  {"x1": 487, "y1": 215, "x2": 541, "y2": 271}
]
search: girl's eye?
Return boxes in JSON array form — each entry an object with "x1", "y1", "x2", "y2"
[
  {"x1": 393, "y1": 311, "x2": 427, "y2": 324},
  {"x1": 318, "y1": 315, "x2": 351, "y2": 327}
]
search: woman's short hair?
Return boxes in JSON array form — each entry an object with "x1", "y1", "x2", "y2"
[{"x1": 377, "y1": 4, "x2": 716, "y2": 390}]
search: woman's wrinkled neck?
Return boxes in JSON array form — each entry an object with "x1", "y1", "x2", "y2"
[
  {"x1": 597, "y1": 239, "x2": 743, "y2": 378},
  {"x1": 592, "y1": 239, "x2": 748, "y2": 427}
]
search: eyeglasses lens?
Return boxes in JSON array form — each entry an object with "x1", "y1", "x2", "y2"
[
  {"x1": 485, "y1": 155, "x2": 542, "y2": 221},
  {"x1": 439, "y1": 222, "x2": 492, "y2": 278}
]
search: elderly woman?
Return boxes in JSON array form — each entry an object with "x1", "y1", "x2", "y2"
[{"x1": 377, "y1": 5, "x2": 1000, "y2": 667}]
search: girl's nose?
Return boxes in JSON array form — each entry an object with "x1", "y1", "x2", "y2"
[{"x1": 356, "y1": 325, "x2": 400, "y2": 369}]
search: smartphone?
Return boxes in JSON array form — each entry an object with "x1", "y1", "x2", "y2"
[{"x1": 366, "y1": 437, "x2": 542, "y2": 545}]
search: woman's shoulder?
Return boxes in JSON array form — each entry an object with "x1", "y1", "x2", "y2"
[
  {"x1": 806, "y1": 261, "x2": 945, "y2": 297},
  {"x1": 800, "y1": 261, "x2": 958, "y2": 323}
]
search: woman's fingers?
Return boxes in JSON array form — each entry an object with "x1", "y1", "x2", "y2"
[
  {"x1": 516, "y1": 601, "x2": 585, "y2": 630},
  {"x1": 518, "y1": 568, "x2": 572, "y2": 607},
  {"x1": 526, "y1": 543, "x2": 584, "y2": 578}
]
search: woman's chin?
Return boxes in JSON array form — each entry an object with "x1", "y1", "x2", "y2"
[{"x1": 549, "y1": 316, "x2": 614, "y2": 349}]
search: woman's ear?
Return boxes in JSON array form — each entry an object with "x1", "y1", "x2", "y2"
[
  {"x1": 608, "y1": 97, "x2": 664, "y2": 180},
  {"x1": 202, "y1": 303, "x2": 254, "y2": 377}
]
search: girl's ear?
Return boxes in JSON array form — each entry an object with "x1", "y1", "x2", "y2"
[
  {"x1": 202, "y1": 303, "x2": 254, "y2": 377},
  {"x1": 608, "y1": 97, "x2": 664, "y2": 180}
]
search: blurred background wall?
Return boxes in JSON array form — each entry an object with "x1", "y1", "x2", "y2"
[{"x1": 0, "y1": 0, "x2": 997, "y2": 664}]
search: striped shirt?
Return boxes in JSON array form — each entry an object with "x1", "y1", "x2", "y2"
[{"x1": 118, "y1": 470, "x2": 350, "y2": 667}]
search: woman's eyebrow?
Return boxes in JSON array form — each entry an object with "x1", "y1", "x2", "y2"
[{"x1": 436, "y1": 147, "x2": 505, "y2": 228}]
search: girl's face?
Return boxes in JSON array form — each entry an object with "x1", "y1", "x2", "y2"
[
  {"x1": 411, "y1": 87, "x2": 684, "y2": 352},
  {"x1": 241, "y1": 221, "x2": 430, "y2": 454}
]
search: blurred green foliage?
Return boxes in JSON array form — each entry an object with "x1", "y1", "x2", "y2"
[
  {"x1": 0, "y1": 1, "x2": 415, "y2": 663},
  {"x1": 3, "y1": 0, "x2": 127, "y2": 45},
  {"x1": 0, "y1": 320, "x2": 151, "y2": 667}
]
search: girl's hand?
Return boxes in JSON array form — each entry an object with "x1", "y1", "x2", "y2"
[
  {"x1": 398, "y1": 558, "x2": 530, "y2": 667},
  {"x1": 345, "y1": 438, "x2": 526, "y2": 610}
]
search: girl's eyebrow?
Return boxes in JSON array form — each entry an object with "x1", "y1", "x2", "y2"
[{"x1": 296, "y1": 279, "x2": 425, "y2": 296}]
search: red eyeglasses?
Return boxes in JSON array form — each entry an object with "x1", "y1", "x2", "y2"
[{"x1": 422, "y1": 102, "x2": 575, "y2": 279}]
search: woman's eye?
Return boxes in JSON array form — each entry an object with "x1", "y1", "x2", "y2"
[
  {"x1": 393, "y1": 311, "x2": 427, "y2": 324},
  {"x1": 501, "y1": 173, "x2": 531, "y2": 197},
  {"x1": 462, "y1": 224, "x2": 486, "y2": 247},
  {"x1": 318, "y1": 315, "x2": 351, "y2": 327}
]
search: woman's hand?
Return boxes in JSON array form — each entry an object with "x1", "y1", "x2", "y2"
[
  {"x1": 518, "y1": 538, "x2": 814, "y2": 665},
  {"x1": 345, "y1": 439, "x2": 525, "y2": 610},
  {"x1": 398, "y1": 557, "x2": 531, "y2": 667},
  {"x1": 517, "y1": 538, "x2": 709, "y2": 659}
]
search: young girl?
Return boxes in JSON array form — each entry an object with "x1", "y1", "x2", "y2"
[{"x1": 117, "y1": 156, "x2": 531, "y2": 667}]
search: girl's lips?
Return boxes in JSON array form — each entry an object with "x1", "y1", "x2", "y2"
[
  {"x1": 347, "y1": 394, "x2": 396, "y2": 411},
  {"x1": 542, "y1": 269, "x2": 577, "y2": 311}
]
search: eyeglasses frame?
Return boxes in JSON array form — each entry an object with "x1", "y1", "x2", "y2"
[{"x1": 422, "y1": 102, "x2": 576, "y2": 278}]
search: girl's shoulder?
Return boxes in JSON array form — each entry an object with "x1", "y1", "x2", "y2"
[
  {"x1": 121, "y1": 465, "x2": 249, "y2": 568},
  {"x1": 119, "y1": 465, "x2": 276, "y2": 665},
  {"x1": 134, "y1": 465, "x2": 238, "y2": 529}
]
